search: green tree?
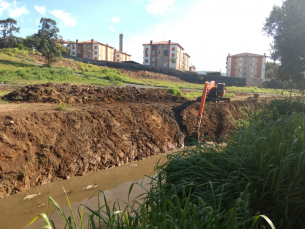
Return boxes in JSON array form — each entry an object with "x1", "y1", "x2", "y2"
[
  {"x1": 37, "y1": 18, "x2": 61, "y2": 67},
  {"x1": 0, "y1": 18, "x2": 20, "y2": 48},
  {"x1": 265, "y1": 62, "x2": 279, "y2": 79},
  {"x1": 263, "y1": 0, "x2": 305, "y2": 88}
]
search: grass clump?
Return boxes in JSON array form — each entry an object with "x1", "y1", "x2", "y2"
[
  {"x1": 55, "y1": 102, "x2": 67, "y2": 111},
  {"x1": 167, "y1": 87, "x2": 183, "y2": 96}
]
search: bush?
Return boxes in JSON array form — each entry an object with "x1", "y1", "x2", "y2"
[
  {"x1": 55, "y1": 102, "x2": 67, "y2": 111},
  {"x1": 167, "y1": 87, "x2": 183, "y2": 96}
]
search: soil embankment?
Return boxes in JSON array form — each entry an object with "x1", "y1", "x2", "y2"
[{"x1": 0, "y1": 84, "x2": 263, "y2": 198}]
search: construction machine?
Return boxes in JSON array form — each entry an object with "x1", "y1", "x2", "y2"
[{"x1": 192, "y1": 81, "x2": 229, "y2": 141}]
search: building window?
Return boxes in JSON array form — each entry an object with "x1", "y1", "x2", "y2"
[
  {"x1": 72, "y1": 52, "x2": 75, "y2": 55},
  {"x1": 158, "y1": 51, "x2": 160, "y2": 54},
  {"x1": 250, "y1": 75, "x2": 253, "y2": 78},
  {"x1": 72, "y1": 46, "x2": 75, "y2": 49},
  {"x1": 145, "y1": 48, "x2": 148, "y2": 51},
  {"x1": 165, "y1": 46, "x2": 168, "y2": 50},
  {"x1": 152, "y1": 45, "x2": 157, "y2": 50},
  {"x1": 152, "y1": 57, "x2": 156, "y2": 62},
  {"x1": 145, "y1": 59, "x2": 148, "y2": 63},
  {"x1": 145, "y1": 53, "x2": 148, "y2": 57},
  {"x1": 164, "y1": 50, "x2": 168, "y2": 56},
  {"x1": 172, "y1": 47, "x2": 175, "y2": 51},
  {"x1": 238, "y1": 75, "x2": 241, "y2": 78},
  {"x1": 251, "y1": 69, "x2": 254, "y2": 72},
  {"x1": 88, "y1": 45, "x2": 91, "y2": 48},
  {"x1": 94, "y1": 51, "x2": 97, "y2": 54},
  {"x1": 171, "y1": 53, "x2": 175, "y2": 57},
  {"x1": 251, "y1": 63, "x2": 254, "y2": 66},
  {"x1": 117, "y1": 55, "x2": 119, "y2": 57},
  {"x1": 164, "y1": 57, "x2": 168, "y2": 62},
  {"x1": 239, "y1": 63, "x2": 242, "y2": 66},
  {"x1": 239, "y1": 57, "x2": 243, "y2": 60},
  {"x1": 94, "y1": 46, "x2": 97, "y2": 49},
  {"x1": 239, "y1": 69, "x2": 241, "y2": 72}
]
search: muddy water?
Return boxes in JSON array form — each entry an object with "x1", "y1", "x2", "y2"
[{"x1": 0, "y1": 151, "x2": 173, "y2": 229}]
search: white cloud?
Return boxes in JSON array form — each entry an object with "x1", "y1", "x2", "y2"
[
  {"x1": 0, "y1": 1, "x2": 10, "y2": 16},
  {"x1": 49, "y1": 10, "x2": 77, "y2": 27},
  {"x1": 81, "y1": 23, "x2": 85, "y2": 26},
  {"x1": 133, "y1": 20, "x2": 135, "y2": 23},
  {"x1": 109, "y1": 25, "x2": 115, "y2": 31},
  {"x1": 34, "y1": 6, "x2": 46, "y2": 16},
  {"x1": 146, "y1": 0, "x2": 175, "y2": 15},
  {"x1": 111, "y1": 17, "x2": 120, "y2": 23},
  {"x1": 8, "y1": 5, "x2": 28, "y2": 18},
  {"x1": 134, "y1": 0, "x2": 143, "y2": 3}
]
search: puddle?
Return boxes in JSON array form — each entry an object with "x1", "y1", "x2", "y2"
[{"x1": 0, "y1": 151, "x2": 173, "y2": 229}]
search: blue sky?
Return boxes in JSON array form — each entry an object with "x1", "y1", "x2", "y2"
[{"x1": 0, "y1": 0, "x2": 283, "y2": 71}]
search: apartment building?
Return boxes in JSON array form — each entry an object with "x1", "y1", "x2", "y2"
[
  {"x1": 114, "y1": 51, "x2": 131, "y2": 62},
  {"x1": 182, "y1": 53, "x2": 190, "y2": 71},
  {"x1": 226, "y1": 53, "x2": 267, "y2": 79},
  {"x1": 143, "y1": 40, "x2": 189, "y2": 70},
  {"x1": 70, "y1": 39, "x2": 134, "y2": 62}
]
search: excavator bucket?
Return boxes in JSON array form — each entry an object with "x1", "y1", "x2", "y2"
[{"x1": 191, "y1": 131, "x2": 200, "y2": 141}]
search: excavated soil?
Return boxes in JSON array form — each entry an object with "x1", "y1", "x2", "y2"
[
  {"x1": 2, "y1": 83, "x2": 187, "y2": 104},
  {"x1": 0, "y1": 84, "x2": 265, "y2": 198},
  {"x1": 118, "y1": 69, "x2": 185, "y2": 82}
]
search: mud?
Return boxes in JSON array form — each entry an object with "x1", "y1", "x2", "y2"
[
  {"x1": 0, "y1": 84, "x2": 265, "y2": 198},
  {"x1": 2, "y1": 83, "x2": 187, "y2": 104}
]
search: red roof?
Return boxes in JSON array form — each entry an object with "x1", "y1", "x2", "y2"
[
  {"x1": 115, "y1": 51, "x2": 132, "y2": 56},
  {"x1": 142, "y1": 41, "x2": 184, "y2": 50},
  {"x1": 184, "y1": 53, "x2": 190, "y2": 58},
  {"x1": 56, "y1": 39, "x2": 68, "y2": 43},
  {"x1": 230, "y1": 52, "x2": 267, "y2": 57},
  {"x1": 71, "y1": 39, "x2": 114, "y2": 49}
]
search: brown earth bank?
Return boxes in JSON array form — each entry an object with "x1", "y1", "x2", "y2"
[
  {"x1": 2, "y1": 83, "x2": 187, "y2": 104},
  {"x1": 118, "y1": 69, "x2": 185, "y2": 82},
  {"x1": 0, "y1": 85, "x2": 264, "y2": 198}
]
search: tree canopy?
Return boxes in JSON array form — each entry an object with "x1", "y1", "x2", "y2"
[
  {"x1": 37, "y1": 18, "x2": 61, "y2": 67},
  {"x1": 0, "y1": 18, "x2": 20, "y2": 48},
  {"x1": 263, "y1": 0, "x2": 305, "y2": 88}
]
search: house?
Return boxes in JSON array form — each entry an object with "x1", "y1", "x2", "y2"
[
  {"x1": 226, "y1": 53, "x2": 267, "y2": 79},
  {"x1": 142, "y1": 40, "x2": 191, "y2": 70},
  {"x1": 189, "y1": 65, "x2": 196, "y2": 72},
  {"x1": 56, "y1": 39, "x2": 69, "y2": 48},
  {"x1": 114, "y1": 51, "x2": 131, "y2": 62}
]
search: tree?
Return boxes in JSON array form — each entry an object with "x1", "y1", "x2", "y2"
[
  {"x1": 263, "y1": 0, "x2": 305, "y2": 88},
  {"x1": 37, "y1": 18, "x2": 61, "y2": 67},
  {"x1": 265, "y1": 62, "x2": 279, "y2": 79},
  {"x1": 0, "y1": 18, "x2": 20, "y2": 48}
]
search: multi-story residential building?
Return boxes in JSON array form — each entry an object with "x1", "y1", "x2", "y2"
[
  {"x1": 226, "y1": 53, "x2": 267, "y2": 79},
  {"x1": 142, "y1": 40, "x2": 190, "y2": 70},
  {"x1": 189, "y1": 65, "x2": 196, "y2": 72},
  {"x1": 56, "y1": 39, "x2": 69, "y2": 48},
  {"x1": 69, "y1": 39, "x2": 131, "y2": 62},
  {"x1": 114, "y1": 51, "x2": 131, "y2": 62},
  {"x1": 182, "y1": 53, "x2": 190, "y2": 71}
]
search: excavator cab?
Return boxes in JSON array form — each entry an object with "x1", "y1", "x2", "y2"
[{"x1": 216, "y1": 83, "x2": 225, "y2": 97}]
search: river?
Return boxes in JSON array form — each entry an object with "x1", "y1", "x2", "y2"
[{"x1": 0, "y1": 151, "x2": 174, "y2": 229}]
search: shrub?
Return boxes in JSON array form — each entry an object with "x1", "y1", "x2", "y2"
[
  {"x1": 167, "y1": 87, "x2": 182, "y2": 96},
  {"x1": 55, "y1": 102, "x2": 67, "y2": 111}
]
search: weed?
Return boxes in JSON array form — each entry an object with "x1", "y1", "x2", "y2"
[
  {"x1": 167, "y1": 87, "x2": 183, "y2": 96},
  {"x1": 55, "y1": 103, "x2": 67, "y2": 111}
]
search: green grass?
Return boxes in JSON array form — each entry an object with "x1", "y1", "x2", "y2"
[
  {"x1": 227, "y1": 86, "x2": 298, "y2": 95},
  {"x1": 166, "y1": 87, "x2": 183, "y2": 96}
]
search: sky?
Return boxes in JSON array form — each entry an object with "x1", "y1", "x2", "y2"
[{"x1": 0, "y1": 0, "x2": 284, "y2": 71}]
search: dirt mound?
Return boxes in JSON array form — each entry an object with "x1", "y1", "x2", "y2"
[
  {"x1": 180, "y1": 100, "x2": 263, "y2": 141},
  {"x1": 0, "y1": 104, "x2": 184, "y2": 198},
  {"x1": 118, "y1": 69, "x2": 185, "y2": 82},
  {"x1": 28, "y1": 53, "x2": 81, "y2": 69},
  {"x1": 2, "y1": 83, "x2": 187, "y2": 104}
]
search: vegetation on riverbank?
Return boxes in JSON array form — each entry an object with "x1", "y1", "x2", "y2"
[{"x1": 27, "y1": 98, "x2": 305, "y2": 228}]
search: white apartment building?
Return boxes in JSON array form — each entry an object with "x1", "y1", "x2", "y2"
[
  {"x1": 142, "y1": 40, "x2": 191, "y2": 70},
  {"x1": 226, "y1": 53, "x2": 267, "y2": 79}
]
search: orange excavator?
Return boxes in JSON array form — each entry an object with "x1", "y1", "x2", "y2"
[{"x1": 192, "y1": 81, "x2": 229, "y2": 140}]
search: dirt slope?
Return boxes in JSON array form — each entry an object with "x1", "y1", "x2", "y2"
[
  {"x1": 0, "y1": 104, "x2": 184, "y2": 198},
  {"x1": 2, "y1": 83, "x2": 187, "y2": 104},
  {"x1": 0, "y1": 84, "x2": 264, "y2": 198}
]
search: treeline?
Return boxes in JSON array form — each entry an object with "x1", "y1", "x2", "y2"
[{"x1": 0, "y1": 17, "x2": 68, "y2": 67}]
